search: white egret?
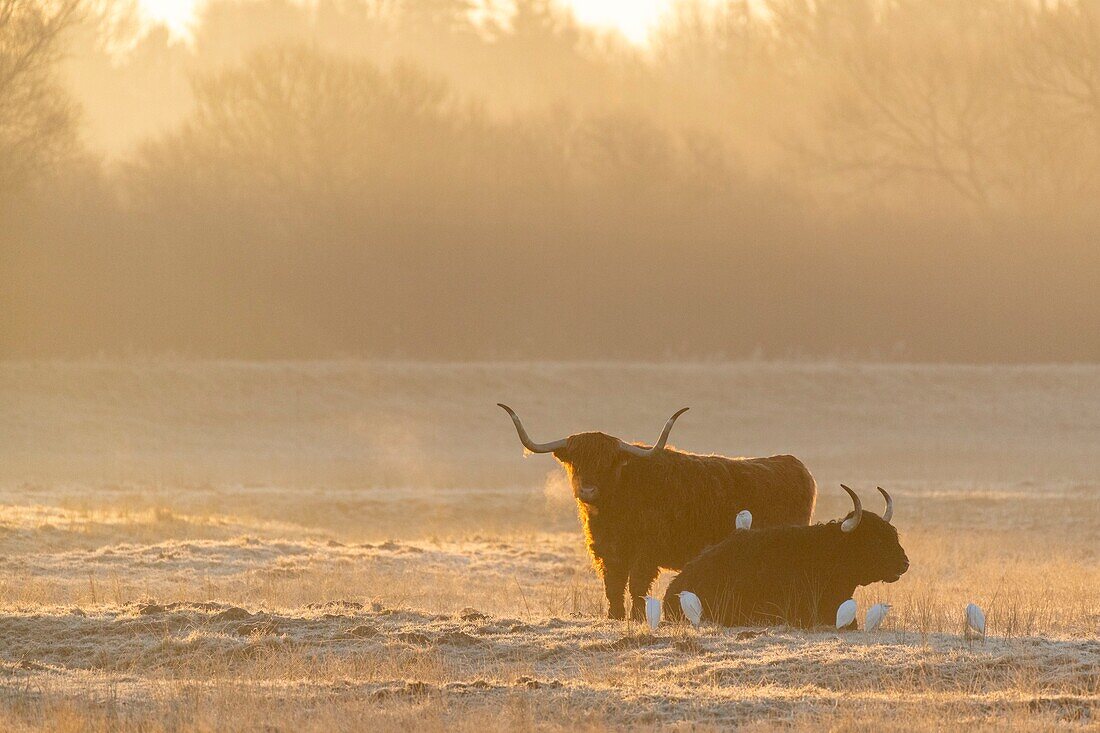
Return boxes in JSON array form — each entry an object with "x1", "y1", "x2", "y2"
[
  {"x1": 735, "y1": 510, "x2": 752, "y2": 530},
  {"x1": 965, "y1": 603, "x2": 986, "y2": 638},
  {"x1": 864, "y1": 603, "x2": 890, "y2": 632},
  {"x1": 836, "y1": 598, "x2": 857, "y2": 629},
  {"x1": 644, "y1": 596, "x2": 662, "y2": 632},
  {"x1": 678, "y1": 591, "x2": 703, "y2": 627}
]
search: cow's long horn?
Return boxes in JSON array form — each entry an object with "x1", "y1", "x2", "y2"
[
  {"x1": 877, "y1": 486, "x2": 894, "y2": 523},
  {"x1": 619, "y1": 407, "x2": 690, "y2": 458},
  {"x1": 497, "y1": 404, "x2": 567, "y2": 454},
  {"x1": 840, "y1": 484, "x2": 863, "y2": 533}
]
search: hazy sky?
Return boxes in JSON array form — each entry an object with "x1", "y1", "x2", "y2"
[{"x1": 135, "y1": 0, "x2": 679, "y2": 43}]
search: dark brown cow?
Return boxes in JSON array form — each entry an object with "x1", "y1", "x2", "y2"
[
  {"x1": 663, "y1": 486, "x2": 909, "y2": 628},
  {"x1": 498, "y1": 404, "x2": 817, "y2": 620}
]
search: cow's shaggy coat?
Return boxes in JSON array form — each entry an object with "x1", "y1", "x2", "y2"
[
  {"x1": 663, "y1": 488, "x2": 909, "y2": 628},
  {"x1": 498, "y1": 405, "x2": 817, "y2": 621}
]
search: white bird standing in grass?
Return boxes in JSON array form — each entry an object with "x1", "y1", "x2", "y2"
[
  {"x1": 864, "y1": 603, "x2": 890, "y2": 632},
  {"x1": 644, "y1": 596, "x2": 661, "y2": 632},
  {"x1": 678, "y1": 591, "x2": 703, "y2": 627},
  {"x1": 735, "y1": 510, "x2": 752, "y2": 530},
  {"x1": 836, "y1": 598, "x2": 857, "y2": 629},
  {"x1": 965, "y1": 603, "x2": 986, "y2": 638}
]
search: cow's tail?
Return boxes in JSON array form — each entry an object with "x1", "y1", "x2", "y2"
[
  {"x1": 662, "y1": 575, "x2": 686, "y2": 621},
  {"x1": 803, "y1": 473, "x2": 818, "y2": 524},
  {"x1": 790, "y1": 457, "x2": 818, "y2": 524}
]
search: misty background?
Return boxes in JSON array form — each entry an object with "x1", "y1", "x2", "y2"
[{"x1": 3, "y1": 0, "x2": 1099, "y2": 362}]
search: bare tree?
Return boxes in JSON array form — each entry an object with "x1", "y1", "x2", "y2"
[
  {"x1": 1011, "y1": 0, "x2": 1100, "y2": 203},
  {"x1": 1019, "y1": 1, "x2": 1100, "y2": 131},
  {"x1": 0, "y1": 0, "x2": 81, "y2": 197},
  {"x1": 777, "y1": 0, "x2": 1029, "y2": 212}
]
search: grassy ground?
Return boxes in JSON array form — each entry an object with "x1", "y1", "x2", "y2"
[{"x1": 0, "y1": 361, "x2": 1097, "y2": 730}]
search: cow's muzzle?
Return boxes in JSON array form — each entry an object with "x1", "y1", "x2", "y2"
[
  {"x1": 884, "y1": 557, "x2": 910, "y2": 583},
  {"x1": 578, "y1": 486, "x2": 599, "y2": 504}
]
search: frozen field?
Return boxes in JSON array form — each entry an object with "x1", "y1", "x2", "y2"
[{"x1": 0, "y1": 361, "x2": 1097, "y2": 730}]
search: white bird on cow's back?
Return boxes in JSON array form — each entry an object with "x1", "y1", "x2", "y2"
[
  {"x1": 678, "y1": 591, "x2": 703, "y2": 627},
  {"x1": 735, "y1": 510, "x2": 752, "y2": 530},
  {"x1": 864, "y1": 603, "x2": 890, "y2": 632},
  {"x1": 836, "y1": 598, "x2": 857, "y2": 630},
  {"x1": 965, "y1": 603, "x2": 986, "y2": 639},
  {"x1": 645, "y1": 596, "x2": 661, "y2": 632}
]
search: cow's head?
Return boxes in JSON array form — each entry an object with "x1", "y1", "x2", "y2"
[
  {"x1": 835, "y1": 485, "x2": 910, "y2": 584},
  {"x1": 497, "y1": 404, "x2": 688, "y2": 507}
]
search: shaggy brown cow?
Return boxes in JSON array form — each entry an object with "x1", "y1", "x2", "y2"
[
  {"x1": 498, "y1": 404, "x2": 817, "y2": 621},
  {"x1": 663, "y1": 486, "x2": 909, "y2": 628}
]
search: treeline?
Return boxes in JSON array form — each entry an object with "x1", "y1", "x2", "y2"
[{"x1": 3, "y1": 0, "x2": 1099, "y2": 361}]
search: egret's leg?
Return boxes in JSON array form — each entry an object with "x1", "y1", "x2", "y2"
[{"x1": 602, "y1": 562, "x2": 628, "y2": 620}]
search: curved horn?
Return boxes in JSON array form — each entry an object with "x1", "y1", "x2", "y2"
[
  {"x1": 497, "y1": 404, "x2": 567, "y2": 454},
  {"x1": 840, "y1": 484, "x2": 863, "y2": 533},
  {"x1": 877, "y1": 486, "x2": 894, "y2": 523},
  {"x1": 619, "y1": 407, "x2": 690, "y2": 458}
]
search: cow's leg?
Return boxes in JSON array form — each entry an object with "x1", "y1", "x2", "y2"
[
  {"x1": 602, "y1": 561, "x2": 628, "y2": 620},
  {"x1": 628, "y1": 561, "x2": 659, "y2": 622}
]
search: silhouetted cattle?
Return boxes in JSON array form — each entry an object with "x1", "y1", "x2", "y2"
[
  {"x1": 498, "y1": 404, "x2": 817, "y2": 620},
  {"x1": 664, "y1": 486, "x2": 909, "y2": 628}
]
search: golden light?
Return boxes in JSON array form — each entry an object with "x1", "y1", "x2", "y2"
[
  {"x1": 562, "y1": 0, "x2": 672, "y2": 44},
  {"x1": 135, "y1": 0, "x2": 200, "y2": 39},
  {"x1": 132, "y1": 0, "x2": 675, "y2": 44}
]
